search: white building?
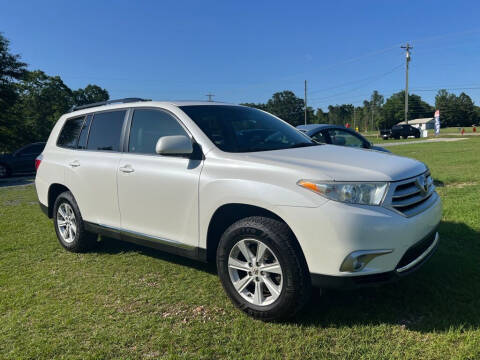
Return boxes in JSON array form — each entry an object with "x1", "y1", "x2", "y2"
[{"x1": 397, "y1": 118, "x2": 435, "y2": 130}]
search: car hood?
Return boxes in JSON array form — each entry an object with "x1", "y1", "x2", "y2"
[
  {"x1": 370, "y1": 145, "x2": 390, "y2": 153},
  {"x1": 239, "y1": 144, "x2": 426, "y2": 182}
]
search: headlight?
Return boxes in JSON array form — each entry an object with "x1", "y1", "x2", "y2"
[{"x1": 297, "y1": 180, "x2": 388, "y2": 205}]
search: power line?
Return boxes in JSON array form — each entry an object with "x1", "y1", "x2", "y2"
[
  {"x1": 309, "y1": 64, "x2": 403, "y2": 102},
  {"x1": 412, "y1": 86, "x2": 480, "y2": 92}
]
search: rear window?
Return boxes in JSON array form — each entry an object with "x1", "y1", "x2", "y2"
[
  {"x1": 57, "y1": 116, "x2": 85, "y2": 148},
  {"x1": 87, "y1": 111, "x2": 126, "y2": 151},
  {"x1": 17, "y1": 143, "x2": 45, "y2": 155}
]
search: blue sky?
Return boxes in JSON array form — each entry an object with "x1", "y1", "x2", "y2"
[{"x1": 2, "y1": 0, "x2": 480, "y2": 110}]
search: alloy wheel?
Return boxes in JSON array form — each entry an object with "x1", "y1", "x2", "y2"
[
  {"x1": 57, "y1": 203, "x2": 77, "y2": 244},
  {"x1": 228, "y1": 238, "x2": 283, "y2": 306}
]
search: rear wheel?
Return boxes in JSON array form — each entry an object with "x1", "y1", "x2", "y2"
[
  {"x1": 53, "y1": 191, "x2": 97, "y2": 252},
  {"x1": 0, "y1": 164, "x2": 10, "y2": 178},
  {"x1": 216, "y1": 216, "x2": 311, "y2": 321}
]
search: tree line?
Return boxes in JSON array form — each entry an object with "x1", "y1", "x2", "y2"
[
  {"x1": 2, "y1": 32, "x2": 479, "y2": 153},
  {"x1": 0, "y1": 34, "x2": 109, "y2": 152},
  {"x1": 243, "y1": 88, "x2": 480, "y2": 131}
]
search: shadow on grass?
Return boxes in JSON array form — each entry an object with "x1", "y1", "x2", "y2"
[
  {"x1": 93, "y1": 221, "x2": 478, "y2": 333},
  {"x1": 95, "y1": 235, "x2": 217, "y2": 275},
  {"x1": 0, "y1": 175, "x2": 34, "y2": 188},
  {"x1": 297, "y1": 221, "x2": 480, "y2": 332}
]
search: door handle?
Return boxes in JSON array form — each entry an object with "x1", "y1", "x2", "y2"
[
  {"x1": 69, "y1": 160, "x2": 80, "y2": 168},
  {"x1": 119, "y1": 165, "x2": 135, "y2": 173}
]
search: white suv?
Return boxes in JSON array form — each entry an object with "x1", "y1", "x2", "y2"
[{"x1": 35, "y1": 98, "x2": 442, "y2": 320}]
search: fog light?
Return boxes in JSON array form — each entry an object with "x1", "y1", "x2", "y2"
[{"x1": 340, "y1": 249, "x2": 393, "y2": 272}]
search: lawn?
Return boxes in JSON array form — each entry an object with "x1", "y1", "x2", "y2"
[{"x1": 1, "y1": 138, "x2": 479, "y2": 359}]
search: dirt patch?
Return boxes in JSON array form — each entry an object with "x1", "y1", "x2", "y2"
[
  {"x1": 446, "y1": 181, "x2": 478, "y2": 189},
  {"x1": 101, "y1": 295, "x2": 226, "y2": 323},
  {"x1": 161, "y1": 304, "x2": 226, "y2": 323}
]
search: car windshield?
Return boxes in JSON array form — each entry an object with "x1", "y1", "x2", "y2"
[{"x1": 180, "y1": 105, "x2": 317, "y2": 153}]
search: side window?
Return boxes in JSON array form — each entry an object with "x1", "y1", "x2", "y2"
[
  {"x1": 87, "y1": 111, "x2": 126, "y2": 151},
  {"x1": 327, "y1": 129, "x2": 364, "y2": 147},
  {"x1": 128, "y1": 109, "x2": 188, "y2": 154},
  {"x1": 311, "y1": 131, "x2": 327, "y2": 144},
  {"x1": 57, "y1": 116, "x2": 85, "y2": 148},
  {"x1": 77, "y1": 115, "x2": 92, "y2": 149}
]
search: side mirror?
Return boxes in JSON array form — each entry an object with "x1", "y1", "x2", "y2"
[{"x1": 155, "y1": 135, "x2": 193, "y2": 155}]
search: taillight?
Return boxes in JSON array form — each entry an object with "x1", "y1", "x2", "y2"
[{"x1": 35, "y1": 154, "x2": 43, "y2": 171}]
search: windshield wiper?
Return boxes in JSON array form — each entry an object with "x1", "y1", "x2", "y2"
[{"x1": 288, "y1": 142, "x2": 320, "y2": 149}]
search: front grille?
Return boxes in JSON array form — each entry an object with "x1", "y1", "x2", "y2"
[
  {"x1": 396, "y1": 230, "x2": 436, "y2": 269},
  {"x1": 385, "y1": 171, "x2": 436, "y2": 217}
]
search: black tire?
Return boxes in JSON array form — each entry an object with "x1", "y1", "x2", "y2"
[
  {"x1": 394, "y1": 136, "x2": 400, "y2": 140},
  {"x1": 0, "y1": 163, "x2": 11, "y2": 178},
  {"x1": 402, "y1": 135, "x2": 408, "y2": 139},
  {"x1": 53, "y1": 191, "x2": 97, "y2": 252},
  {"x1": 415, "y1": 133, "x2": 420, "y2": 138},
  {"x1": 216, "y1": 216, "x2": 311, "y2": 321}
]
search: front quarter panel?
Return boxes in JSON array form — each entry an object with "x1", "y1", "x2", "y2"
[{"x1": 198, "y1": 155, "x2": 328, "y2": 249}]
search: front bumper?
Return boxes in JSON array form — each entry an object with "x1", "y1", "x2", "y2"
[
  {"x1": 311, "y1": 230, "x2": 439, "y2": 289},
  {"x1": 276, "y1": 191, "x2": 442, "y2": 278}
]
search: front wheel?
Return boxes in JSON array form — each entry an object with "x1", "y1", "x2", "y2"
[{"x1": 216, "y1": 216, "x2": 311, "y2": 321}]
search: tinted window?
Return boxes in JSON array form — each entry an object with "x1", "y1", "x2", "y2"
[
  {"x1": 327, "y1": 129, "x2": 364, "y2": 147},
  {"x1": 17, "y1": 143, "x2": 45, "y2": 155},
  {"x1": 311, "y1": 131, "x2": 327, "y2": 144},
  {"x1": 87, "y1": 111, "x2": 126, "y2": 151},
  {"x1": 128, "y1": 109, "x2": 188, "y2": 154},
  {"x1": 180, "y1": 105, "x2": 316, "y2": 153},
  {"x1": 57, "y1": 116, "x2": 85, "y2": 148},
  {"x1": 77, "y1": 115, "x2": 92, "y2": 149}
]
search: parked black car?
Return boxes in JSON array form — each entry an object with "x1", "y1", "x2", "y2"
[
  {"x1": 380, "y1": 124, "x2": 421, "y2": 140},
  {"x1": 0, "y1": 142, "x2": 46, "y2": 178},
  {"x1": 296, "y1": 124, "x2": 390, "y2": 152}
]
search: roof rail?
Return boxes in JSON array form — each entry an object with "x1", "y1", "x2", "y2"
[{"x1": 70, "y1": 98, "x2": 151, "y2": 112}]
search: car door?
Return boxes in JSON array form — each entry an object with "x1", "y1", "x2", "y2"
[
  {"x1": 63, "y1": 110, "x2": 126, "y2": 228},
  {"x1": 117, "y1": 108, "x2": 203, "y2": 248},
  {"x1": 326, "y1": 128, "x2": 368, "y2": 149},
  {"x1": 12, "y1": 143, "x2": 45, "y2": 173}
]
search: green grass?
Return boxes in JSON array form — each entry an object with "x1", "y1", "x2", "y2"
[
  {"x1": 1, "y1": 138, "x2": 479, "y2": 359},
  {"x1": 372, "y1": 137, "x2": 430, "y2": 144}
]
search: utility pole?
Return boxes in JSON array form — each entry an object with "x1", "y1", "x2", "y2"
[
  {"x1": 206, "y1": 93, "x2": 215, "y2": 102},
  {"x1": 353, "y1": 107, "x2": 356, "y2": 131},
  {"x1": 304, "y1": 80, "x2": 307, "y2": 125},
  {"x1": 401, "y1": 43, "x2": 413, "y2": 124},
  {"x1": 371, "y1": 105, "x2": 374, "y2": 132}
]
